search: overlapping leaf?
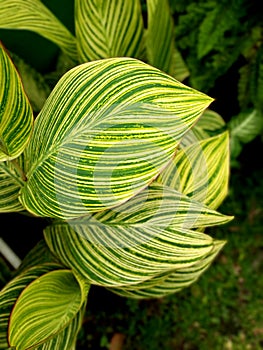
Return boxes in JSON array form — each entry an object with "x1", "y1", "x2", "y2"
[
  {"x1": 158, "y1": 132, "x2": 230, "y2": 210},
  {"x1": 20, "y1": 57, "x2": 213, "y2": 219},
  {"x1": 8, "y1": 269, "x2": 88, "y2": 350},
  {"x1": 0, "y1": 0, "x2": 77, "y2": 61},
  {"x1": 44, "y1": 184, "x2": 232, "y2": 287},
  {"x1": 0, "y1": 44, "x2": 33, "y2": 161},
  {"x1": 75, "y1": 0, "x2": 144, "y2": 62},
  {"x1": 110, "y1": 239, "x2": 226, "y2": 298}
]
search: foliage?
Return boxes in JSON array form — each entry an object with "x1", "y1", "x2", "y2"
[{"x1": 1, "y1": 0, "x2": 256, "y2": 348}]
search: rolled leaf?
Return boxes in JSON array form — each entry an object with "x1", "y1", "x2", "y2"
[
  {"x1": 158, "y1": 132, "x2": 230, "y2": 210},
  {"x1": 44, "y1": 184, "x2": 232, "y2": 287},
  {"x1": 110, "y1": 240, "x2": 226, "y2": 299},
  {"x1": 75, "y1": 0, "x2": 144, "y2": 63},
  {"x1": 0, "y1": 0, "x2": 78, "y2": 61},
  {"x1": 8, "y1": 270, "x2": 87, "y2": 349},
  {"x1": 20, "y1": 57, "x2": 213, "y2": 219},
  {"x1": 0, "y1": 44, "x2": 33, "y2": 161}
]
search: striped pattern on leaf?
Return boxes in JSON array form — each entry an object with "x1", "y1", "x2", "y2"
[
  {"x1": 44, "y1": 184, "x2": 232, "y2": 287},
  {"x1": 20, "y1": 57, "x2": 213, "y2": 219},
  {"x1": 146, "y1": 0, "x2": 174, "y2": 74},
  {"x1": 158, "y1": 132, "x2": 230, "y2": 210},
  {"x1": 110, "y1": 240, "x2": 226, "y2": 299},
  {"x1": 75, "y1": 0, "x2": 144, "y2": 62},
  {"x1": 0, "y1": 161, "x2": 24, "y2": 212},
  {"x1": 0, "y1": 264, "x2": 61, "y2": 349},
  {"x1": 0, "y1": 44, "x2": 33, "y2": 161},
  {"x1": 8, "y1": 270, "x2": 86, "y2": 349},
  {"x1": 0, "y1": 0, "x2": 77, "y2": 61}
]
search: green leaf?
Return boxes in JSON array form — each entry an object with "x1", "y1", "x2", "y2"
[
  {"x1": 44, "y1": 184, "x2": 232, "y2": 287},
  {"x1": 146, "y1": 0, "x2": 174, "y2": 74},
  {"x1": 197, "y1": 5, "x2": 235, "y2": 59},
  {"x1": 0, "y1": 0, "x2": 78, "y2": 62},
  {"x1": 0, "y1": 44, "x2": 33, "y2": 161},
  {"x1": 171, "y1": 47, "x2": 190, "y2": 82},
  {"x1": 0, "y1": 160, "x2": 24, "y2": 213},
  {"x1": 8, "y1": 270, "x2": 86, "y2": 349},
  {"x1": 158, "y1": 132, "x2": 230, "y2": 210},
  {"x1": 110, "y1": 239, "x2": 226, "y2": 299},
  {"x1": 0, "y1": 264, "x2": 61, "y2": 349},
  {"x1": 20, "y1": 57, "x2": 213, "y2": 219},
  {"x1": 75, "y1": 0, "x2": 144, "y2": 62},
  {"x1": 229, "y1": 109, "x2": 263, "y2": 158}
]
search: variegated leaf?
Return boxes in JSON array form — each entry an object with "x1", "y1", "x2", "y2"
[
  {"x1": 0, "y1": 44, "x2": 33, "y2": 161},
  {"x1": 0, "y1": 264, "x2": 61, "y2": 349},
  {"x1": 0, "y1": 161, "x2": 24, "y2": 212},
  {"x1": 110, "y1": 240, "x2": 226, "y2": 299},
  {"x1": 158, "y1": 132, "x2": 230, "y2": 210},
  {"x1": 8, "y1": 270, "x2": 88, "y2": 350},
  {"x1": 0, "y1": 0, "x2": 78, "y2": 61},
  {"x1": 20, "y1": 57, "x2": 213, "y2": 219},
  {"x1": 75, "y1": 0, "x2": 144, "y2": 62},
  {"x1": 146, "y1": 0, "x2": 174, "y2": 74},
  {"x1": 44, "y1": 184, "x2": 232, "y2": 287}
]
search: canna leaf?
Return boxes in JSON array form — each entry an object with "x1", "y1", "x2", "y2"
[
  {"x1": 20, "y1": 57, "x2": 213, "y2": 219},
  {"x1": 0, "y1": 44, "x2": 33, "y2": 161},
  {"x1": 0, "y1": 0, "x2": 78, "y2": 62},
  {"x1": 171, "y1": 47, "x2": 190, "y2": 82},
  {"x1": 146, "y1": 0, "x2": 174, "y2": 74},
  {"x1": 0, "y1": 161, "x2": 24, "y2": 212},
  {"x1": 75, "y1": 0, "x2": 144, "y2": 63},
  {"x1": 158, "y1": 132, "x2": 230, "y2": 210},
  {"x1": 110, "y1": 239, "x2": 226, "y2": 299},
  {"x1": 44, "y1": 184, "x2": 232, "y2": 287},
  {"x1": 8, "y1": 269, "x2": 88, "y2": 350},
  {"x1": 0, "y1": 263, "x2": 62, "y2": 349}
]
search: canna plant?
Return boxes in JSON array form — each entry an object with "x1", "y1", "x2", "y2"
[{"x1": 0, "y1": 0, "x2": 232, "y2": 349}]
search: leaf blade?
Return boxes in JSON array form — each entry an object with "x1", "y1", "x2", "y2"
[
  {"x1": 21, "y1": 57, "x2": 213, "y2": 219},
  {"x1": 0, "y1": 44, "x2": 33, "y2": 161},
  {"x1": 75, "y1": 0, "x2": 144, "y2": 62},
  {"x1": 0, "y1": 0, "x2": 77, "y2": 61},
  {"x1": 8, "y1": 270, "x2": 84, "y2": 349}
]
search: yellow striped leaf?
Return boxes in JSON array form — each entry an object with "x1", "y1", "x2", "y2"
[
  {"x1": 8, "y1": 270, "x2": 87, "y2": 350},
  {"x1": 44, "y1": 184, "x2": 232, "y2": 287},
  {"x1": 158, "y1": 132, "x2": 230, "y2": 210},
  {"x1": 75, "y1": 0, "x2": 144, "y2": 62},
  {"x1": 0, "y1": 161, "x2": 24, "y2": 212},
  {"x1": 20, "y1": 57, "x2": 213, "y2": 219},
  {"x1": 0, "y1": 44, "x2": 33, "y2": 161},
  {"x1": 146, "y1": 0, "x2": 174, "y2": 74},
  {"x1": 0, "y1": 264, "x2": 62, "y2": 349},
  {"x1": 0, "y1": 0, "x2": 78, "y2": 61},
  {"x1": 110, "y1": 240, "x2": 226, "y2": 299}
]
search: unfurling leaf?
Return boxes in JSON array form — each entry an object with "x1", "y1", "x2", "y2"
[{"x1": 20, "y1": 57, "x2": 213, "y2": 219}]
